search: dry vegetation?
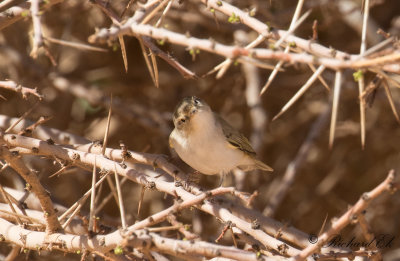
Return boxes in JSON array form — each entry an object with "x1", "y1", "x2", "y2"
[{"x1": 0, "y1": 0, "x2": 400, "y2": 260}]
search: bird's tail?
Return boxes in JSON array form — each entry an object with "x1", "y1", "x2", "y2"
[{"x1": 253, "y1": 159, "x2": 274, "y2": 172}]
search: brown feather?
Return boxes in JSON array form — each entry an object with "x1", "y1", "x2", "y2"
[{"x1": 214, "y1": 113, "x2": 256, "y2": 157}]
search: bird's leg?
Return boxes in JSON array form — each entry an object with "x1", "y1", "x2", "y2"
[
  {"x1": 183, "y1": 170, "x2": 201, "y2": 190},
  {"x1": 218, "y1": 172, "x2": 226, "y2": 187}
]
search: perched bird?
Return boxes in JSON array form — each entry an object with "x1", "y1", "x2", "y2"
[{"x1": 169, "y1": 96, "x2": 273, "y2": 184}]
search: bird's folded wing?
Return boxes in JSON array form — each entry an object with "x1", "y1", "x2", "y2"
[{"x1": 214, "y1": 113, "x2": 256, "y2": 156}]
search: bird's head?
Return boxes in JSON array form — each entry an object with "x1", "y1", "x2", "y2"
[{"x1": 172, "y1": 96, "x2": 212, "y2": 133}]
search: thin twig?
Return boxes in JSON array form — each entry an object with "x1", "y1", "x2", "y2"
[
  {"x1": 94, "y1": 177, "x2": 128, "y2": 216},
  {"x1": 329, "y1": 71, "x2": 342, "y2": 148},
  {"x1": 137, "y1": 185, "x2": 145, "y2": 218},
  {"x1": 382, "y1": 79, "x2": 400, "y2": 124},
  {"x1": 61, "y1": 173, "x2": 109, "y2": 229},
  {"x1": 274, "y1": 9, "x2": 310, "y2": 49},
  {"x1": 48, "y1": 165, "x2": 71, "y2": 178},
  {"x1": 0, "y1": 81, "x2": 43, "y2": 100},
  {"x1": 155, "y1": 0, "x2": 172, "y2": 27},
  {"x1": 44, "y1": 36, "x2": 108, "y2": 52},
  {"x1": 88, "y1": 156, "x2": 97, "y2": 233},
  {"x1": 260, "y1": 0, "x2": 311, "y2": 95},
  {"x1": 5, "y1": 101, "x2": 39, "y2": 133},
  {"x1": 120, "y1": 0, "x2": 135, "y2": 18},
  {"x1": 102, "y1": 95, "x2": 112, "y2": 155},
  {"x1": 358, "y1": 0, "x2": 370, "y2": 149},
  {"x1": 129, "y1": 187, "x2": 238, "y2": 231},
  {"x1": 166, "y1": 214, "x2": 199, "y2": 240},
  {"x1": 114, "y1": 163, "x2": 127, "y2": 229},
  {"x1": 215, "y1": 223, "x2": 231, "y2": 243},
  {"x1": 213, "y1": 34, "x2": 265, "y2": 79},
  {"x1": 138, "y1": 37, "x2": 158, "y2": 87},
  {"x1": 141, "y1": 37, "x2": 197, "y2": 79},
  {"x1": 272, "y1": 65, "x2": 325, "y2": 121},
  {"x1": 140, "y1": 0, "x2": 170, "y2": 25},
  {"x1": 0, "y1": 207, "x2": 44, "y2": 227},
  {"x1": 17, "y1": 116, "x2": 52, "y2": 137},
  {"x1": 150, "y1": 49, "x2": 159, "y2": 87},
  {"x1": 0, "y1": 185, "x2": 22, "y2": 225}
]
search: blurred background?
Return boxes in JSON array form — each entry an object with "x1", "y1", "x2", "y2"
[{"x1": 0, "y1": 0, "x2": 400, "y2": 260}]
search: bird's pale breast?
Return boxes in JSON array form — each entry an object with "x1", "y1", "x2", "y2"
[{"x1": 170, "y1": 114, "x2": 251, "y2": 175}]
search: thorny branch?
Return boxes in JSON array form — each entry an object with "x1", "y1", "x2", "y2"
[
  {"x1": 0, "y1": 0, "x2": 64, "y2": 31},
  {"x1": 0, "y1": 80, "x2": 43, "y2": 100},
  {"x1": 90, "y1": 23, "x2": 400, "y2": 71},
  {"x1": 1, "y1": 0, "x2": 400, "y2": 260},
  {"x1": 87, "y1": 0, "x2": 400, "y2": 144},
  {"x1": 293, "y1": 170, "x2": 397, "y2": 261},
  {"x1": 0, "y1": 133, "x2": 304, "y2": 256},
  {"x1": 0, "y1": 122, "x2": 397, "y2": 259},
  {"x1": 0, "y1": 218, "x2": 274, "y2": 261}
]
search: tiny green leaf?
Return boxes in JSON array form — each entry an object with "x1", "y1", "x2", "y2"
[
  {"x1": 353, "y1": 70, "x2": 363, "y2": 82},
  {"x1": 114, "y1": 246, "x2": 123, "y2": 255},
  {"x1": 21, "y1": 10, "x2": 30, "y2": 17},
  {"x1": 157, "y1": 39, "x2": 165, "y2": 46},
  {"x1": 228, "y1": 13, "x2": 240, "y2": 23},
  {"x1": 25, "y1": 183, "x2": 32, "y2": 191},
  {"x1": 112, "y1": 43, "x2": 119, "y2": 52}
]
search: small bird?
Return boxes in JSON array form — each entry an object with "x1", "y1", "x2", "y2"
[{"x1": 169, "y1": 96, "x2": 273, "y2": 184}]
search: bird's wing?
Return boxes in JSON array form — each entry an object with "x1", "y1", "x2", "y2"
[{"x1": 214, "y1": 113, "x2": 256, "y2": 156}]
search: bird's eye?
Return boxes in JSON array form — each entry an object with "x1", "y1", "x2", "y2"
[{"x1": 179, "y1": 118, "x2": 186, "y2": 124}]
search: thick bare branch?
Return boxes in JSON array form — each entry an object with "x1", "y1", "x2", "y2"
[
  {"x1": 0, "y1": 146, "x2": 62, "y2": 233},
  {"x1": 0, "y1": 217, "x2": 277, "y2": 260},
  {"x1": 0, "y1": 133, "x2": 303, "y2": 256}
]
